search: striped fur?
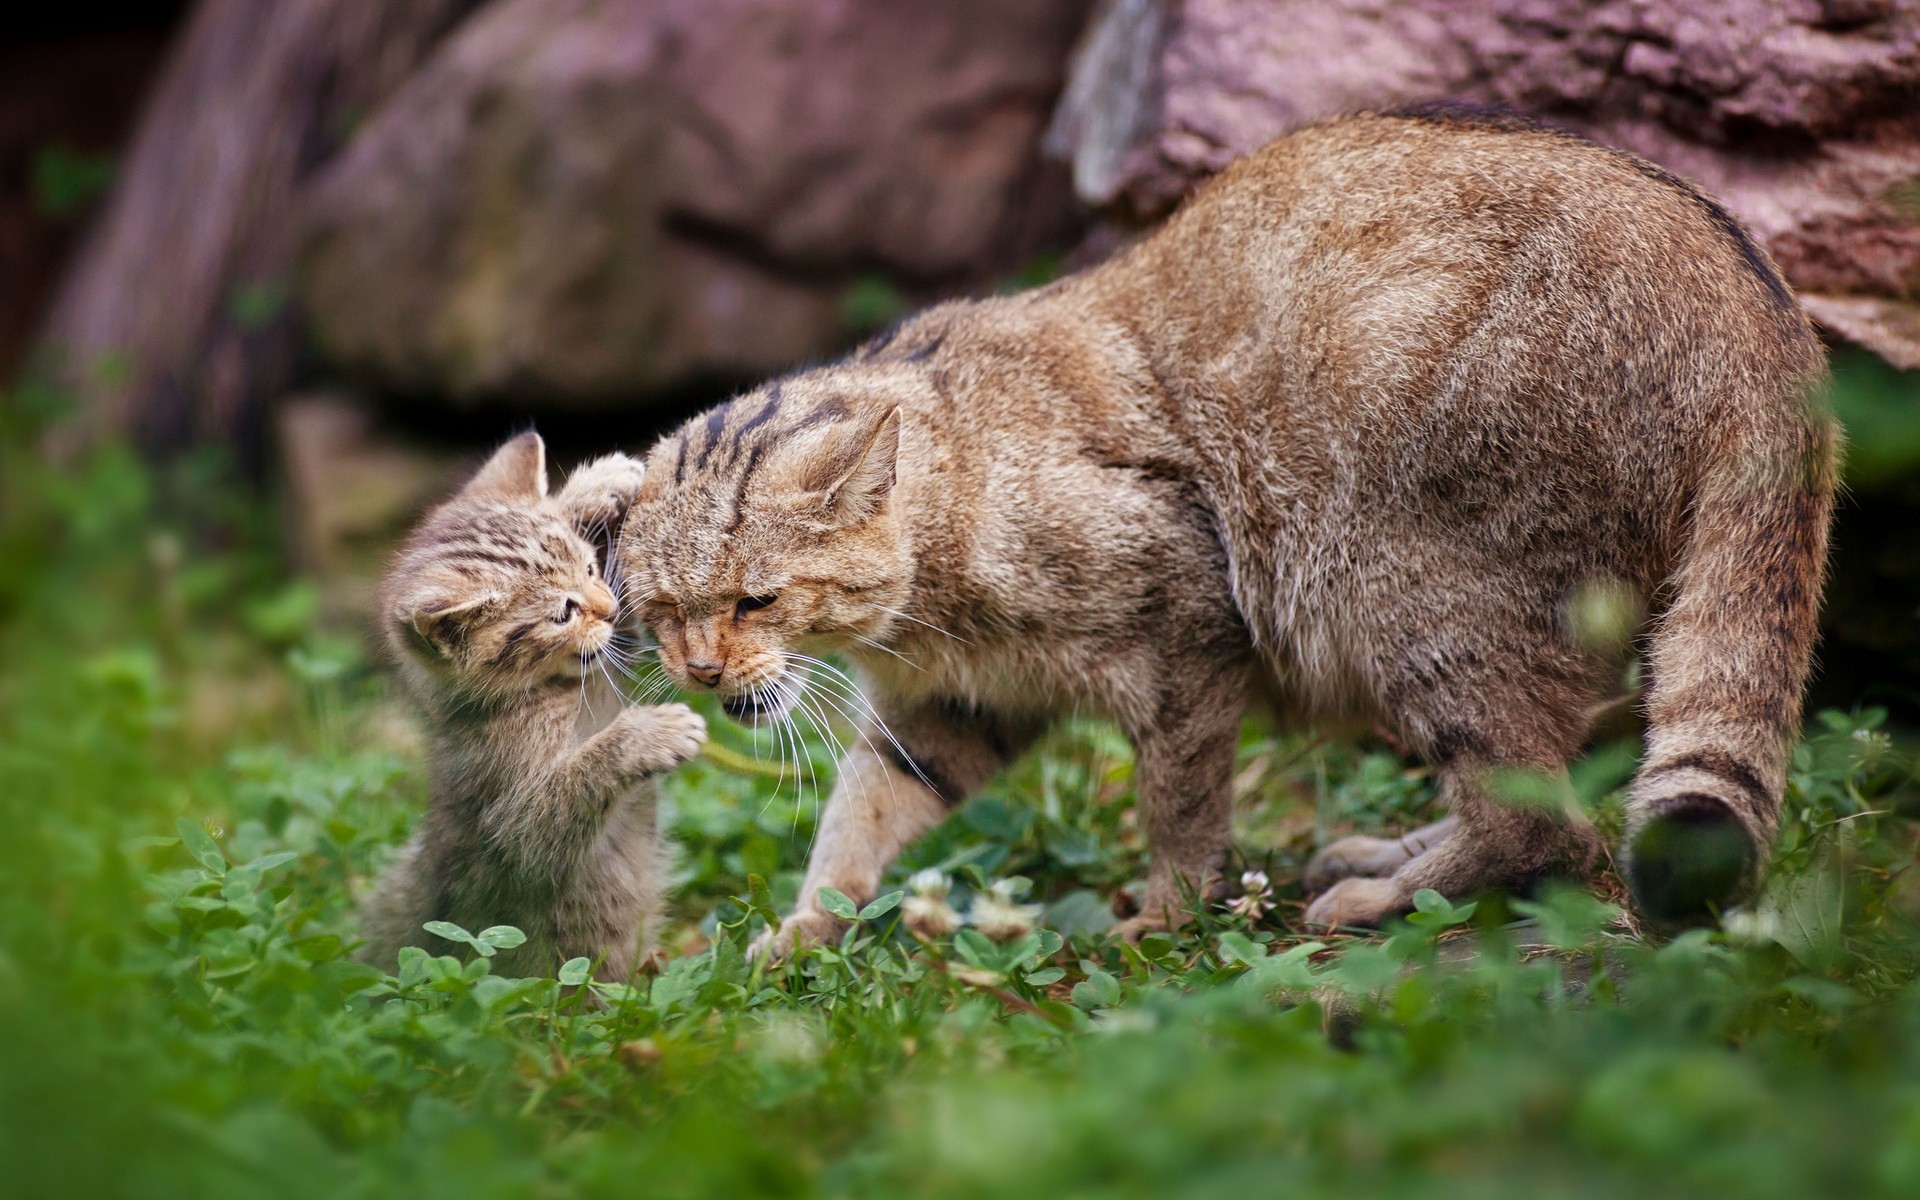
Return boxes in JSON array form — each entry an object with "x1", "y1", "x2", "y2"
[
  {"x1": 617, "y1": 111, "x2": 1837, "y2": 943},
  {"x1": 359, "y1": 433, "x2": 706, "y2": 980}
]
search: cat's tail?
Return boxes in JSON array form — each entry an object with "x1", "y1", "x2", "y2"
[{"x1": 1625, "y1": 394, "x2": 1838, "y2": 923}]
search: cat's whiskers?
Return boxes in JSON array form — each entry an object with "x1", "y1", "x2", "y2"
[
  {"x1": 849, "y1": 632, "x2": 923, "y2": 672},
  {"x1": 771, "y1": 674, "x2": 827, "y2": 830},
  {"x1": 784, "y1": 658, "x2": 913, "y2": 818},
  {"x1": 873, "y1": 604, "x2": 968, "y2": 644},
  {"x1": 635, "y1": 677, "x2": 677, "y2": 707},
  {"x1": 627, "y1": 661, "x2": 677, "y2": 706},
  {"x1": 785, "y1": 672, "x2": 890, "y2": 836},
  {"x1": 757, "y1": 679, "x2": 802, "y2": 819},
  {"x1": 593, "y1": 651, "x2": 626, "y2": 707}
]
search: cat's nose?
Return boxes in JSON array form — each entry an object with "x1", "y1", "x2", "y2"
[{"x1": 685, "y1": 660, "x2": 723, "y2": 688}]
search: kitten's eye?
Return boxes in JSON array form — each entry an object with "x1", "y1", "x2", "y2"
[
  {"x1": 736, "y1": 594, "x2": 778, "y2": 618},
  {"x1": 554, "y1": 598, "x2": 581, "y2": 625}
]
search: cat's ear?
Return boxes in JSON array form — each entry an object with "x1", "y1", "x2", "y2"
[
  {"x1": 410, "y1": 595, "x2": 494, "y2": 658},
  {"x1": 821, "y1": 407, "x2": 901, "y2": 525},
  {"x1": 462, "y1": 431, "x2": 548, "y2": 503}
]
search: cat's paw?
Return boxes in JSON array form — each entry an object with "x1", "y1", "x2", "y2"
[
  {"x1": 1303, "y1": 876, "x2": 1408, "y2": 930},
  {"x1": 558, "y1": 453, "x2": 646, "y2": 532},
  {"x1": 747, "y1": 908, "x2": 846, "y2": 964},
  {"x1": 1304, "y1": 834, "x2": 1417, "y2": 891},
  {"x1": 615, "y1": 703, "x2": 707, "y2": 777}
]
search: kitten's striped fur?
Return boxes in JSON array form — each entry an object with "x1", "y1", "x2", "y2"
[
  {"x1": 618, "y1": 110, "x2": 1836, "y2": 944},
  {"x1": 359, "y1": 433, "x2": 705, "y2": 980}
]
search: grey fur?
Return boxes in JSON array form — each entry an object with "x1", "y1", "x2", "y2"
[{"x1": 360, "y1": 435, "x2": 705, "y2": 979}]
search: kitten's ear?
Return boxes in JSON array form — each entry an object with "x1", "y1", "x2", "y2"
[
  {"x1": 410, "y1": 595, "x2": 494, "y2": 658},
  {"x1": 822, "y1": 407, "x2": 901, "y2": 525},
  {"x1": 462, "y1": 432, "x2": 548, "y2": 503}
]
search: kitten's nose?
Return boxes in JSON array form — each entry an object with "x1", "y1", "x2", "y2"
[
  {"x1": 685, "y1": 660, "x2": 723, "y2": 688},
  {"x1": 584, "y1": 580, "x2": 617, "y2": 621}
]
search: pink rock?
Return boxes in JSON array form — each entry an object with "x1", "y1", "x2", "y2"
[
  {"x1": 1049, "y1": 0, "x2": 1920, "y2": 365},
  {"x1": 303, "y1": 0, "x2": 1089, "y2": 405}
]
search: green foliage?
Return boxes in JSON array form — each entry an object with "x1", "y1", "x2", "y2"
[
  {"x1": 226, "y1": 280, "x2": 291, "y2": 331},
  {"x1": 839, "y1": 276, "x2": 909, "y2": 336},
  {"x1": 4, "y1": 401, "x2": 1920, "y2": 1198},
  {"x1": 30, "y1": 144, "x2": 116, "y2": 217},
  {"x1": 1826, "y1": 351, "x2": 1920, "y2": 488}
]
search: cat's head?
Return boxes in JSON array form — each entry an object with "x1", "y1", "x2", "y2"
[
  {"x1": 617, "y1": 372, "x2": 915, "y2": 721},
  {"x1": 381, "y1": 432, "x2": 621, "y2": 701}
]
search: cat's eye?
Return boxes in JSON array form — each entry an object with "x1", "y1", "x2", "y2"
[
  {"x1": 554, "y1": 598, "x2": 581, "y2": 625},
  {"x1": 736, "y1": 594, "x2": 778, "y2": 617}
]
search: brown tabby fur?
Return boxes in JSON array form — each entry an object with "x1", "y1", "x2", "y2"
[
  {"x1": 359, "y1": 433, "x2": 706, "y2": 980},
  {"x1": 617, "y1": 109, "x2": 1836, "y2": 947}
]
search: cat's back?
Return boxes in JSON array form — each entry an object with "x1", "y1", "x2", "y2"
[
  {"x1": 1081, "y1": 107, "x2": 1826, "y2": 532},
  {"x1": 1121, "y1": 108, "x2": 1819, "y2": 411}
]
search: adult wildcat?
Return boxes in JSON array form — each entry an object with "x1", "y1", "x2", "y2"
[
  {"x1": 617, "y1": 109, "x2": 1835, "y2": 948},
  {"x1": 360, "y1": 433, "x2": 706, "y2": 980}
]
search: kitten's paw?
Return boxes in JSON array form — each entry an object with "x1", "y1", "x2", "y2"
[
  {"x1": 559, "y1": 453, "x2": 647, "y2": 531},
  {"x1": 1304, "y1": 835, "x2": 1417, "y2": 891},
  {"x1": 617, "y1": 703, "x2": 707, "y2": 776},
  {"x1": 748, "y1": 909, "x2": 846, "y2": 964},
  {"x1": 1303, "y1": 877, "x2": 1409, "y2": 930}
]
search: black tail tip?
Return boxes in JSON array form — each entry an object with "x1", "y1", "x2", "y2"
[{"x1": 1627, "y1": 794, "x2": 1759, "y2": 925}]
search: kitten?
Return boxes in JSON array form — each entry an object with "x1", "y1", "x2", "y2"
[
  {"x1": 617, "y1": 109, "x2": 1835, "y2": 948},
  {"x1": 359, "y1": 432, "x2": 706, "y2": 981}
]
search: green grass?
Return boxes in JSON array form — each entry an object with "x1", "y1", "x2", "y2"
[{"x1": 3, "y1": 406, "x2": 1920, "y2": 1199}]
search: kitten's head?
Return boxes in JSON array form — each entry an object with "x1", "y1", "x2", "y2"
[
  {"x1": 381, "y1": 432, "x2": 621, "y2": 702},
  {"x1": 617, "y1": 371, "x2": 916, "y2": 721}
]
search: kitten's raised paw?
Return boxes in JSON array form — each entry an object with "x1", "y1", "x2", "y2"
[
  {"x1": 559, "y1": 453, "x2": 647, "y2": 531},
  {"x1": 617, "y1": 702, "x2": 707, "y2": 776},
  {"x1": 1303, "y1": 877, "x2": 1409, "y2": 930},
  {"x1": 748, "y1": 909, "x2": 845, "y2": 964}
]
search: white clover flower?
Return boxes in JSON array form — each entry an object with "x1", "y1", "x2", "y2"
[
  {"x1": 1722, "y1": 907, "x2": 1780, "y2": 944},
  {"x1": 947, "y1": 963, "x2": 1004, "y2": 989},
  {"x1": 969, "y1": 878, "x2": 1042, "y2": 943},
  {"x1": 1228, "y1": 870, "x2": 1274, "y2": 921},
  {"x1": 909, "y1": 868, "x2": 952, "y2": 899},
  {"x1": 903, "y1": 894, "x2": 963, "y2": 940}
]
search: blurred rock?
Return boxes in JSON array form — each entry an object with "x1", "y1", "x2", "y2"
[
  {"x1": 301, "y1": 0, "x2": 1091, "y2": 407},
  {"x1": 34, "y1": 0, "x2": 480, "y2": 455},
  {"x1": 0, "y1": 23, "x2": 175, "y2": 381},
  {"x1": 1048, "y1": 0, "x2": 1920, "y2": 366},
  {"x1": 276, "y1": 392, "x2": 476, "y2": 624}
]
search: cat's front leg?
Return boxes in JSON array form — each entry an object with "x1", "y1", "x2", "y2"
[
  {"x1": 754, "y1": 701, "x2": 1042, "y2": 961},
  {"x1": 555, "y1": 452, "x2": 647, "y2": 535},
  {"x1": 1116, "y1": 686, "x2": 1246, "y2": 940},
  {"x1": 754, "y1": 745, "x2": 948, "y2": 961}
]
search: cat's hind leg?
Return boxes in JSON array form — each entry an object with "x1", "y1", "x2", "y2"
[
  {"x1": 1305, "y1": 772, "x2": 1600, "y2": 928},
  {"x1": 1305, "y1": 597, "x2": 1606, "y2": 929},
  {"x1": 1303, "y1": 815, "x2": 1458, "y2": 891}
]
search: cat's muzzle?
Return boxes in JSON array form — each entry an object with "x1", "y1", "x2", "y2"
[{"x1": 719, "y1": 679, "x2": 795, "y2": 724}]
